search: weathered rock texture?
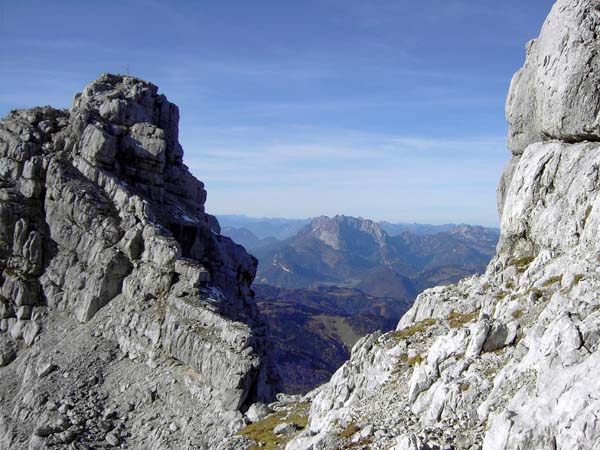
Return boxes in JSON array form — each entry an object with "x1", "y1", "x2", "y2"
[
  {"x1": 0, "y1": 74, "x2": 277, "y2": 449},
  {"x1": 271, "y1": 1, "x2": 600, "y2": 449}
]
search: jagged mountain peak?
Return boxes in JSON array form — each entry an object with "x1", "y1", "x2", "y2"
[
  {"x1": 254, "y1": 215, "x2": 496, "y2": 297},
  {"x1": 0, "y1": 73, "x2": 278, "y2": 449},
  {"x1": 306, "y1": 215, "x2": 388, "y2": 251}
]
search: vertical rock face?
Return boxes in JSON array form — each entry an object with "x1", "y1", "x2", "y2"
[
  {"x1": 0, "y1": 74, "x2": 277, "y2": 449},
  {"x1": 283, "y1": 1, "x2": 600, "y2": 449},
  {"x1": 500, "y1": 0, "x2": 600, "y2": 213},
  {"x1": 506, "y1": 0, "x2": 600, "y2": 155}
]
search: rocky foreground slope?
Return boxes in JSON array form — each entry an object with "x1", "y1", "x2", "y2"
[
  {"x1": 0, "y1": 74, "x2": 279, "y2": 449},
  {"x1": 228, "y1": 1, "x2": 600, "y2": 449}
]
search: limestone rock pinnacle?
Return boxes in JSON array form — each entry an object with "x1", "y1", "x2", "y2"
[{"x1": 0, "y1": 74, "x2": 278, "y2": 449}]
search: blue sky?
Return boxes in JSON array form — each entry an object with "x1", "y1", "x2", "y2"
[{"x1": 0, "y1": 1, "x2": 553, "y2": 226}]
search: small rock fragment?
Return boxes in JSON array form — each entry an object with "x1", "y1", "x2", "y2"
[
  {"x1": 105, "y1": 431, "x2": 120, "y2": 446},
  {"x1": 273, "y1": 422, "x2": 299, "y2": 435}
]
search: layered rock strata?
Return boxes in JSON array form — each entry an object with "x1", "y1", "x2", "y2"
[
  {"x1": 279, "y1": 1, "x2": 600, "y2": 449},
  {"x1": 0, "y1": 74, "x2": 277, "y2": 449}
]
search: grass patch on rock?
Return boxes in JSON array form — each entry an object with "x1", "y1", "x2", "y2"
[
  {"x1": 494, "y1": 290, "x2": 508, "y2": 301},
  {"x1": 510, "y1": 255, "x2": 536, "y2": 273},
  {"x1": 407, "y1": 353, "x2": 425, "y2": 365},
  {"x1": 584, "y1": 205, "x2": 593, "y2": 227},
  {"x1": 389, "y1": 319, "x2": 437, "y2": 341},
  {"x1": 543, "y1": 275, "x2": 563, "y2": 287},
  {"x1": 511, "y1": 309, "x2": 524, "y2": 320},
  {"x1": 338, "y1": 422, "x2": 360, "y2": 439},
  {"x1": 334, "y1": 422, "x2": 374, "y2": 450},
  {"x1": 397, "y1": 352, "x2": 426, "y2": 366},
  {"x1": 528, "y1": 287, "x2": 543, "y2": 297},
  {"x1": 448, "y1": 309, "x2": 480, "y2": 328},
  {"x1": 237, "y1": 403, "x2": 309, "y2": 450}
]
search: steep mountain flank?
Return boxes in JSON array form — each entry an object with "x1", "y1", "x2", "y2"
[
  {"x1": 0, "y1": 74, "x2": 277, "y2": 449},
  {"x1": 233, "y1": 1, "x2": 600, "y2": 449},
  {"x1": 254, "y1": 284, "x2": 412, "y2": 394}
]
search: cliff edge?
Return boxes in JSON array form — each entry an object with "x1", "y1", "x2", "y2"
[
  {"x1": 279, "y1": 1, "x2": 600, "y2": 449},
  {"x1": 0, "y1": 74, "x2": 277, "y2": 449}
]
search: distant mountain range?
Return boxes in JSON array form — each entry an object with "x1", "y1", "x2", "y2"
[
  {"x1": 219, "y1": 214, "x2": 499, "y2": 393},
  {"x1": 378, "y1": 221, "x2": 467, "y2": 236},
  {"x1": 220, "y1": 226, "x2": 280, "y2": 251},
  {"x1": 217, "y1": 215, "x2": 309, "y2": 241},
  {"x1": 247, "y1": 215, "x2": 499, "y2": 298},
  {"x1": 217, "y1": 214, "x2": 499, "y2": 249}
]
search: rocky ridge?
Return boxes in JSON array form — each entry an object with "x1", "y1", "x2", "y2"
[
  {"x1": 234, "y1": 1, "x2": 600, "y2": 449},
  {"x1": 0, "y1": 74, "x2": 278, "y2": 449}
]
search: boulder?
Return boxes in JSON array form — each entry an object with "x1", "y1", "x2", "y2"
[
  {"x1": 246, "y1": 403, "x2": 273, "y2": 423},
  {"x1": 273, "y1": 422, "x2": 299, "y2": 435},
  {"x1": 507, "y1": 0, "x2": 600, "y2": 154}
]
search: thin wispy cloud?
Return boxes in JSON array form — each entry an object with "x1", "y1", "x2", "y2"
[
  {"x1": 179, "y1": 124, "x2": 507, "y2": 225},
  {"x1": 0, "y1": 0, "x2": 551, "y2": 225},
  {"x1": 2, "y1": 38, "x2": 111, "y2": 52},
  {"x1": 159, "y1": 60, "x2": 337, "y2": 83}
]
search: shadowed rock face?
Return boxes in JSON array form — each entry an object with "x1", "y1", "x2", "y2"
[
  {"x1": 0, "y1": 74, "x2": 278, "y2": 449},
  {"x1": 280, "y1": 1, "x2": 600, "y2": 449}
]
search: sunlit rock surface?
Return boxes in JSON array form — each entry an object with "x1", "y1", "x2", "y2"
[
  {"x1": 278, "y1": 1, "x2": 600, "y2": 449},
  {"x1": 0, "y1": 74, "x2": 278, "y2": 450}
]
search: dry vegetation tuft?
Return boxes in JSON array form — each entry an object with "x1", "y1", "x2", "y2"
[
  {"x1": 448, "y1": 309, "x2": 480, "y2": 328},
  {"x1": 237, "y1": 403, "x2": 309, "y2": 450},
  {"x1": 389, "y1": 319, "x2": 437, "y2": 340}
]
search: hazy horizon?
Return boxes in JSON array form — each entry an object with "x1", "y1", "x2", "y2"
[
  {"x1": 0, "y1": 1, "x2": 554, "y2": 227},
  {"x1": 216, "y1": 213, "x2": 499, "y2": 229}
]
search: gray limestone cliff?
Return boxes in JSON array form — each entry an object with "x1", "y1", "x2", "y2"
[
  {"x1": 251, "y1": 0, "x2": 600, "y2": 449},
  {"x1": 0, "y1": 74, "x2": 278, "y2": 449}
]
